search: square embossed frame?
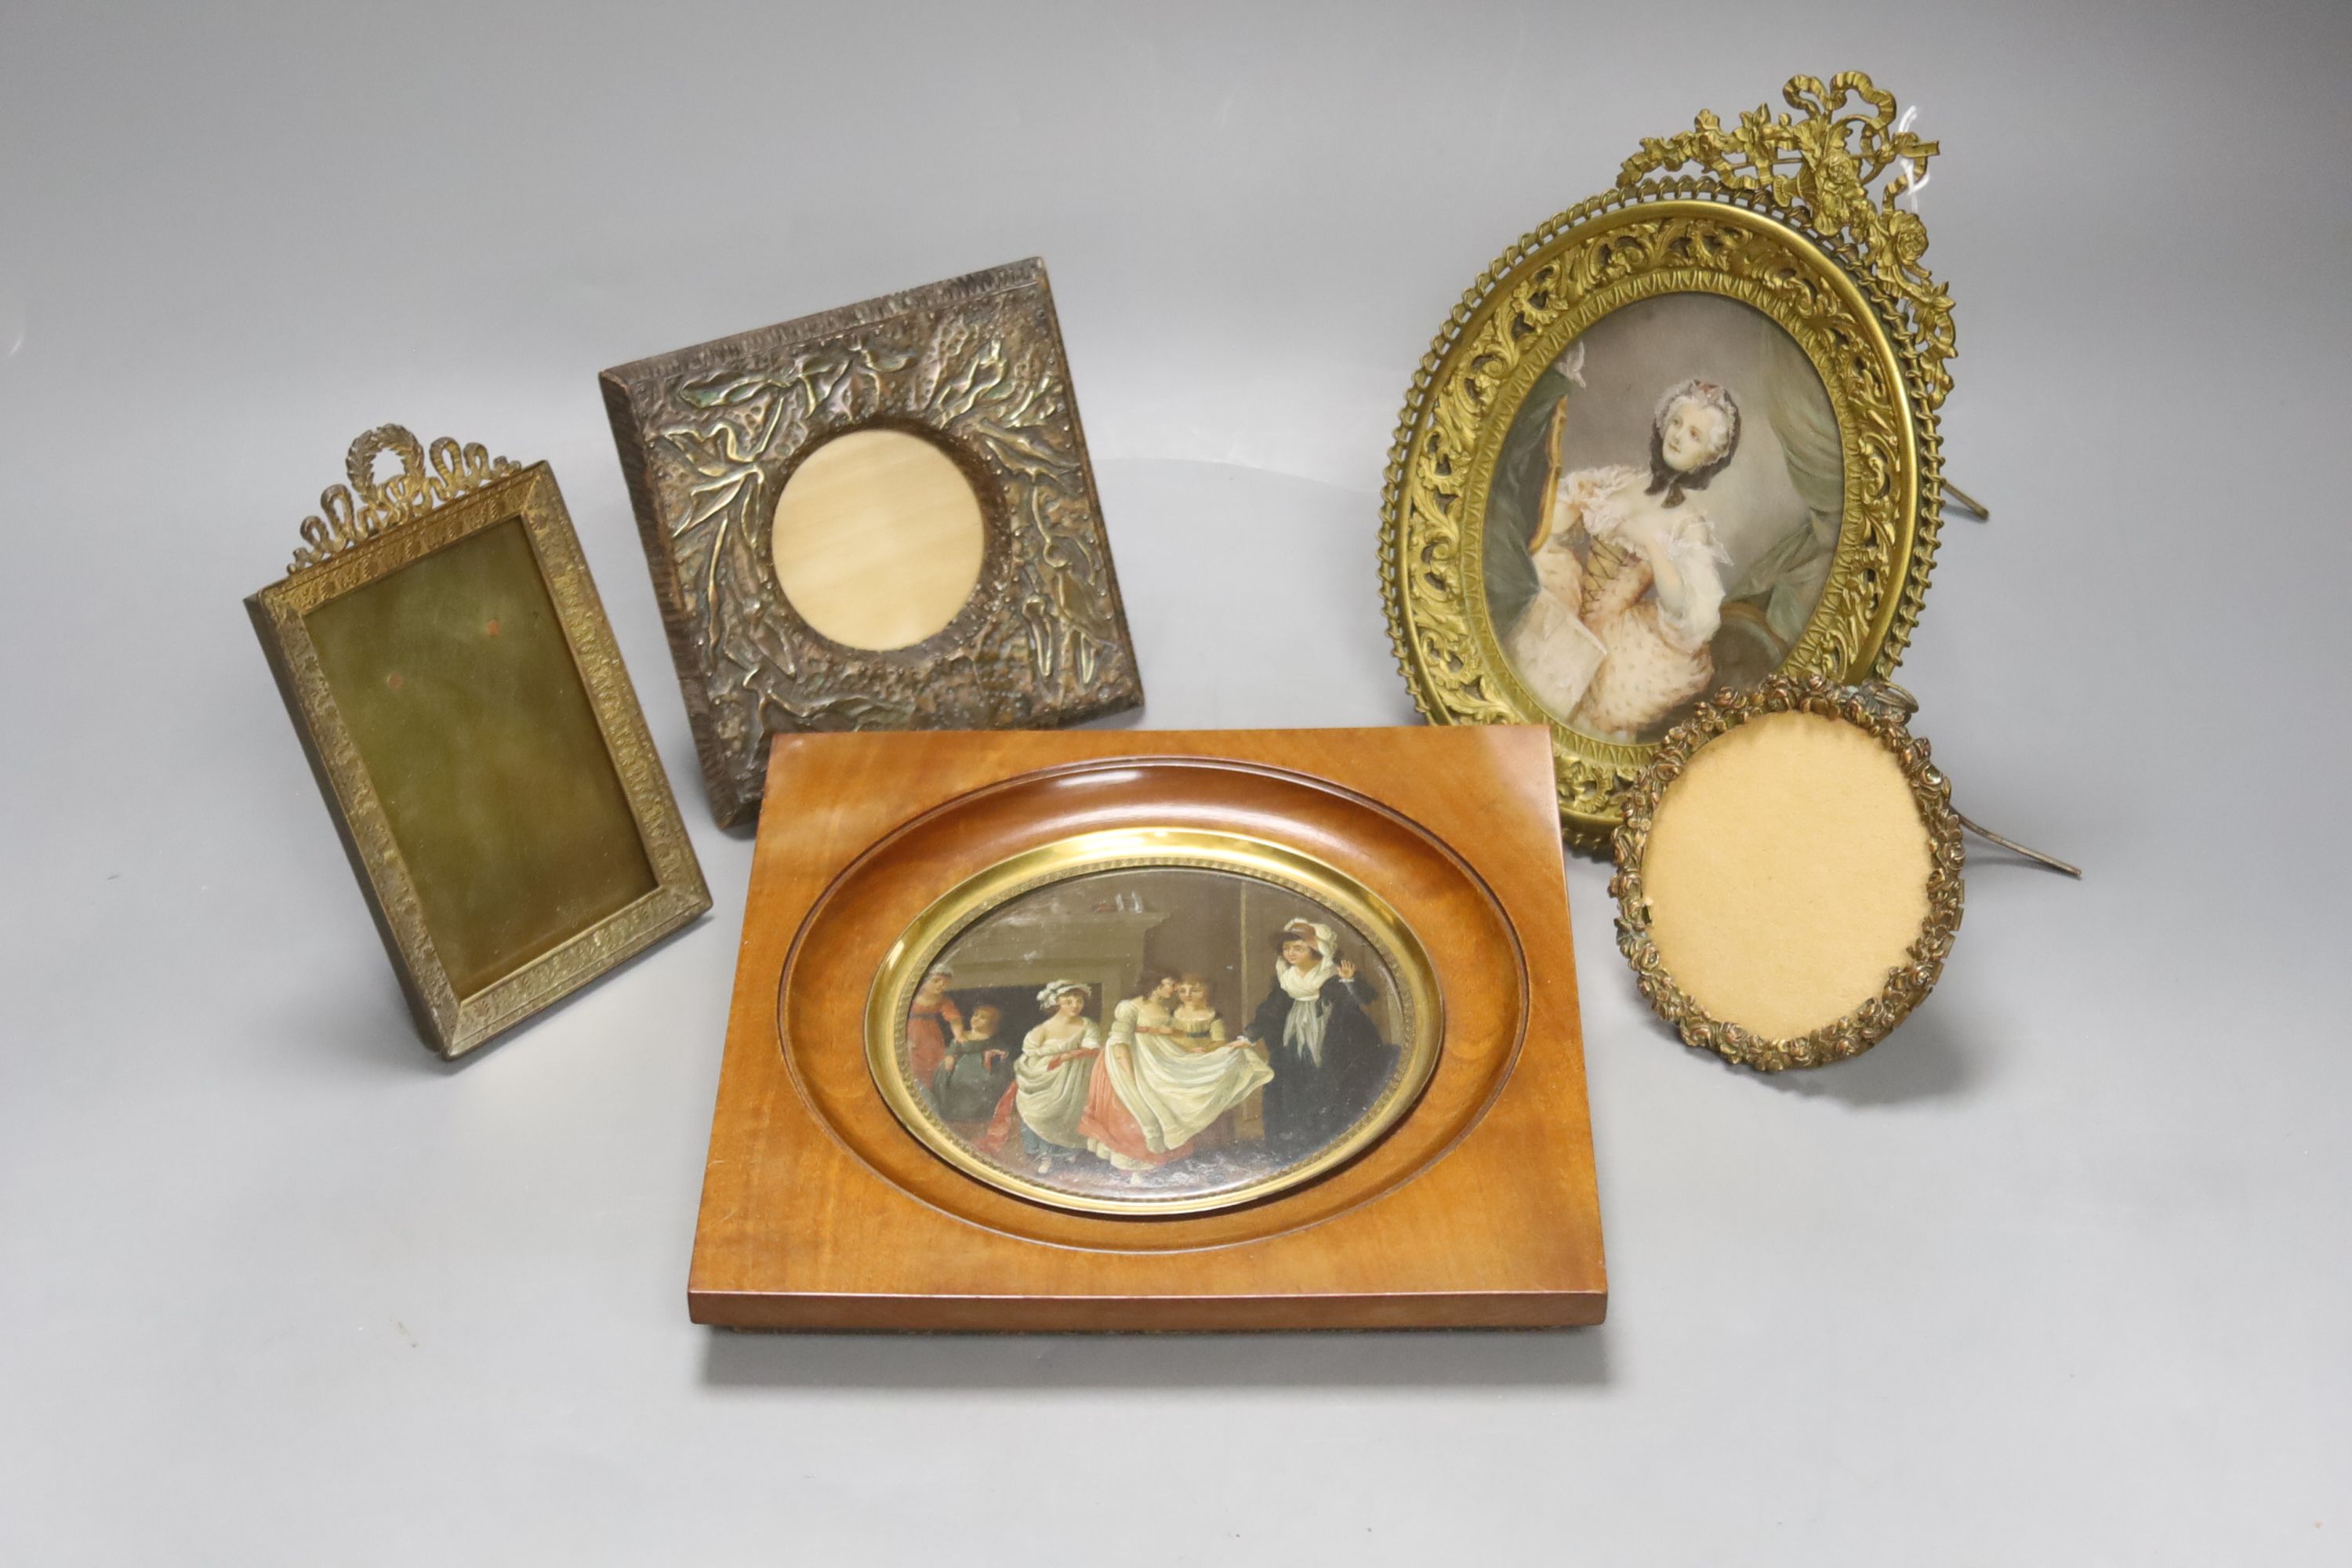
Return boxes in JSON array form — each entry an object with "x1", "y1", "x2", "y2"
[
  {"x1": 601, "y1": 260, "x2": 1143, "y2": 827},
  {"x1": 247, "y1": 426, "x2": 710, "y2": 1059},
  {"x1": 690, "y1": 725, "x2": 1604, "y2": 1331}
]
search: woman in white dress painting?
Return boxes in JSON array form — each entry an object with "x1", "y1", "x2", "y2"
[
  {"x1": 979, "y1": 980, "x2": 1102, "y2": 1174},
  {"x1": 978, "y1": 975, "x2": 1271, "y2": 1181},
  {"x1": 1091, "y1": 970, "x2": 1272, "y2": 1174},
  {"x1": 1507, "y1": 376, "x2": 1740, "y2": 741}
]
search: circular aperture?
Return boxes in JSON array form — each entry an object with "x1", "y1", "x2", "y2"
[
  {"x1": 1640, "y1": 710, "x2": 1933, "y2": 1040},
  {"x1": 770, "y1": 428, "x2": 985, "y2": 650}
]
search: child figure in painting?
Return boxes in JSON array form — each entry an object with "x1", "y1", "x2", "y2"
[
  {"x1": 931, "y1": 1004, "x2": 1010, "y2": 1123},
  {"x1": 1170, "y1": 975, "x2": 1229, "y2": 1051},
  {"x1": 980, "y1": 981, "x2": 1102, "y2": 1174},
  {"x1": 1508, "y1": 378, "x2": 1740, "y2": 740},
  {"x1": 1171, "y1": 973, "x2": 1264, "y2": 1149}
]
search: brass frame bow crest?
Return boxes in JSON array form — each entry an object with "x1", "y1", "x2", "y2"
[{"x1": 287, "y1": 424, "x2": 519, "y2": 575}]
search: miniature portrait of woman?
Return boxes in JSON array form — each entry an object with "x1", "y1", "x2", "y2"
[
  {"x1": 1167, "y1": 974, "x2": 1261, "y2": 1146},
  {"x1": 1484, "y1": 295, "x2": 1846, "y2": 743},
  {"x1": 1170, "y1": 975, "x2": 1225, "y2": 1043}
]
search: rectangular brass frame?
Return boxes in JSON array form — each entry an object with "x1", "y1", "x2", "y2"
[
  {"x1": 247, "y1": 456, "x2": 710, "y2": 1058},
  {"x1": 600, "y1": 258, "x2": 1144, "y2": 827}
]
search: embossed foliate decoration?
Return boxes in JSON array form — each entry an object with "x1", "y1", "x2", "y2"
[
  {"x1": 1381, "y1": 71, "x2": 1952, "y2": 850},
  {"x1": 601, "y1": 260, "x2": 1142, "y2": 826},
  {"x1": 1609, "y1": 675, "x2": 1965, "y2": 1073}
]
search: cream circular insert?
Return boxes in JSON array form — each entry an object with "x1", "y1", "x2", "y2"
[
  {"x1": 770, "y1": 428, "x2": 987, "y2": 650},
  {"x1": 1640, "y1": 710, "x2": 1934, "y2": 1040}
]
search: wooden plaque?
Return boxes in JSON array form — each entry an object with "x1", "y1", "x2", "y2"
[{"x1": 691, "y1": 725, "x2": 1605, "y2": 1331}]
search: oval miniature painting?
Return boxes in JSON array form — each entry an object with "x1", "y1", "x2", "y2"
[
  {"x1": 1483, "y1": 293, "x2": 1845, "y2": 744},
  {"x1": 868, "y1": 839, "x2": 1440, "y2": 1215}
]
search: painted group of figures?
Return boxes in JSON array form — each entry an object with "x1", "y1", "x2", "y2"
[{"x1": 905, "y1": 920, "x2": 1397, "y2": 1181}]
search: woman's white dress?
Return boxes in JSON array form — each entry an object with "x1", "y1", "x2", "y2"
[
  {"x1": 1011, "y1": 1018, "x2": 1101, "y2": 1150},
  {"x1": 1095, "y1": 998, "x2": 1272, "y2": 1166},
  {"x1": 1506, "y1": 465, "x2": 1729, "y2": 739}
]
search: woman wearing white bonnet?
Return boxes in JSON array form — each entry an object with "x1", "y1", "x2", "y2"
[
  {"x1": 1232, "y1": 919, "x2": 1396, "y2": 1154},
  {"x1": 978, "y1": 980, "x2": 1100, "y2": 1172},
  {"x1": 1508, "y1": 374, "x2": 1738, "y2": 739}
]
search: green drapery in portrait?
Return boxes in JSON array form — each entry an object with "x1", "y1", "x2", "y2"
[
  {"x1": 1482, "y1": 365, "x2": 1580, "y2": 637},
  {"x1": 1483, "y1": 324, "x2": 1846, "y2": 702},
  {"x1": 1727, "y1": 318, "x2": 1843, "y2": 649}
]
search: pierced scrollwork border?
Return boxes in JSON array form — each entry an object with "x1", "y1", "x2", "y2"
[
  {"x1": 601, "y1": 260, "x2": 1143, "y2": 828},
  {"x1": 1609, "y1": 674, "x2": 1965, "y2": 1073},
  {"x1": 1381, "y1": 71, "x2": 1951, "y2": 851}
]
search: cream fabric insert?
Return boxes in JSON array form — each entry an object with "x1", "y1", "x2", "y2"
[
  {"x1": 771, "y1": 428, "x2": 986, "y2": 651},
  {"x1": 1642, "y1": 710, "x2": 1933, "y2": 1040}
]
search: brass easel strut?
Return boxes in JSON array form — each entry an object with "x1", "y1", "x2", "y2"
[
  {"x1": 1955, "y1": 811, "x2": 2081, "y2": 877},
  {"x1": 1859, "y1": 681, "x2": 2078, "y2": 877}
]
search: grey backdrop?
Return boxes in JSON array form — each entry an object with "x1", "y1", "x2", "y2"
[{"x1": 2, "y1": 2, "x2": 2346, "y2": 1563}]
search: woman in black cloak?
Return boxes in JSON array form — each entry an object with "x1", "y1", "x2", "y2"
[{"x1": 1234, "y1": 920, "x2": 1397, "y2": 1156}]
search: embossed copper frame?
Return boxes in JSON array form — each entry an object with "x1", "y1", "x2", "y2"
[
  {"x1": 863, "y1": 828, "x2": 1445, "y2": 1218},
  {"x1": 1382, "y1": 72, "x2": 1953, "y2": 851},
  {"x1": 1610, "y1": 675, "x2": 1964, "y2": 1072},
  {"x1": 246, "y1": 426, "x2": 710, "y2": 1059},
  {"x1": 601, "y1": 259, "x2": 1144, "y2": 827}
]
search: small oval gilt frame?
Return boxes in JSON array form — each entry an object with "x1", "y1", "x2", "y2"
[
  {"x1": 1381, "y1": 71, "x2": 1953, "y2": 850},
  {"x1": 1609, "y1": 674, "x2": 1964, "y2": 1072}
]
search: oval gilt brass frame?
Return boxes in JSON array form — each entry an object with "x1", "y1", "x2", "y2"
[
  {"x1": 1381, "y1": 71, "x2": 1952, "y2": 851},
  {"x1": 1610, "y1": 675, "x2": 1964, "y2": 1072},
  {"x1": 864, "y1": 827, "x2": 1445, "y2": 1217}
]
